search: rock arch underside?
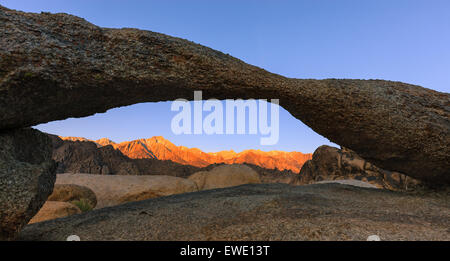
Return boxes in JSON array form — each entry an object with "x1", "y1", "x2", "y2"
[{"x1": 0, "y1": 5, "x2": 449, "y2": 186}]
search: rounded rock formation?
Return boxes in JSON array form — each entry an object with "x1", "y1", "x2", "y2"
[
  {"x1": 55, "y1": 173, "x2": 198, "y2": 208},
  {"x1": 188, "y1": 164, "x2": 261, "y2": 190},
  {"x1": 47, "y1": 184, "x2": 97, "y2": 208},
  {"x1": 294, "y1": 145, "x2": 421, "y2": 190}
]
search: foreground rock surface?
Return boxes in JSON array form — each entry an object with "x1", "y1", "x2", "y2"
[
  {"x1": 314, "y1": 179, "x2": 378, "y2": 188},
  {"x1": 0, "y1": 128, "x2": 56, "y2": 240},
  {"x1": 188, "y1": 164, "x2": 261, "y2": 190},
  {"x1": 0, "y1": 6, "x2": 448, "y2": 184},
  {"x1": 294, "y1": 146, "x2": 422, "y2": 190},
  {"x1": 55, "y1": 174, "x2": 198, "y2": 208},
  {"x1": 28, "y1": 201, "x2": 81, "y2": 224},
  {"x1": 19, "y1": 183, "x2": 449, "y2": 241}
]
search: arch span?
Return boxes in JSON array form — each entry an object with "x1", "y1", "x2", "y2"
[{"x1": 0, "y1": 6, "x2": 449, "y2": 184}]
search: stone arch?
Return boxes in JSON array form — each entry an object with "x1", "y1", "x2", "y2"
[{"x1": 0, "y1": 6, "x2": 449, "y2": 184}]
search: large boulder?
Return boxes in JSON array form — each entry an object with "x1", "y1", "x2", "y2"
[
  {"x1": 293, "y1": 145, "x2": 421, "y2": 190},
  {"x1": 0, "y1": 6, "x2": 448, "y2": 184},
  {"x1": 18, "y1": 183, "x2": 450, "y2": 241},
  {"x1": 55, "y1": 174, "x2": 198, "y2": 208},
  {"x1": 28, "y1": 201, "x2": 81, "y2": 224},
  {"x1": 188, "y1": 164, "x2": 261, "y2": 190},
  {"x1": 47, "y1": 184, "x2": 97, "y2": 208},
  {"x1": 0, "y1": 128, "x2": 56, "y2": 240}
]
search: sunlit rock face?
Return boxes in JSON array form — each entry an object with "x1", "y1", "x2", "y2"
[
  {"x1": 28, "y1": 201, "x2": 81, "y2": 224},
  {"x1": 0, "y1": 5, "x2": 449, "y2": 184},
  {"x1": 60, "y1": 136, "x2": 312, "y2": 173}
]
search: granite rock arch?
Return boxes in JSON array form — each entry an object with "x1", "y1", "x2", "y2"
[{"x1": 0, "y1": 6, "x2": 449, "y2": 184}]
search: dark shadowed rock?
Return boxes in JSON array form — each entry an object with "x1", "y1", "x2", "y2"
[
  {"x1": 0, "y1": 6, "x2": 448, "y2": 184},
  {"x1": 18, "y1": 183, "x2": 450, "y2": 241},
  {"x1": 52, "y1": 137, "x2": 141, "y2": 175},
  {"x1": 0, "y1": 128, "x2": 56, "y2": 240},
  {"x1": 293, "y1": 145, "x2": 422, "y2": 190},
  {"x1": 131, "y1": 158, "x2": 202, "y2": 177}
]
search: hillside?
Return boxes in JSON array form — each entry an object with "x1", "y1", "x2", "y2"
[{"x1": 61, "y1": 136, "x2": 312, "y2": 173}]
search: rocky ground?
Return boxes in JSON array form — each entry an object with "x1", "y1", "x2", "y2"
[{"x1": 18, "y1": 183, "x2": 450, "y2": 241}]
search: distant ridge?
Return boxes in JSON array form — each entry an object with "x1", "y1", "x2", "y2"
[{"x1": 60, "y1": 136, "x2": 312, "y2": 173}]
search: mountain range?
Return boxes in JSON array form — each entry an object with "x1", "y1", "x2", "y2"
[{"x1": 60, "y1": 136, "x2": 312, "y2": 173}]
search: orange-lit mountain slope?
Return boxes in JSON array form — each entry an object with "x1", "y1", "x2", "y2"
[{"x1": 60, "y1": 136, "x2": 312, "y2": 173}]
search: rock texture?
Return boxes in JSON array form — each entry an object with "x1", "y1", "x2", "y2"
[
  {"x1": 188, "y1": 164, "x2": 261, "y2": 190},
  {"x1": 47, "y1": 184, "x2": 97, "y2": 208},
  {"x1": 0, "y1": 6, "x2": 448, "y2": 183},
  {"x1": 28, "y1": 201, "x2": 81, "y2": 224},
  {"x1": 293, "y1": 146, "x2": 422, "y2": 190},
  {"x1": 55, "y1": 174, "x2": 198, "y2": 208},
  {"x1": 18, "y1": 183, "x2": 450, "y2": 241},
  {"x1": 0, "y1": 128, "x2": 56, "y2": 240}
]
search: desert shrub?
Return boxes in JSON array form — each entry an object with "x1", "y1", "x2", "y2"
[{"x1": 71, "y1": 198, "x2": 94, "y2": 212}]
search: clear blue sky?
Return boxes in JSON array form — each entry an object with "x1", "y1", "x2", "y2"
[{"x1": 2, "y1": 0, "x2": 449, "y2": 153}]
